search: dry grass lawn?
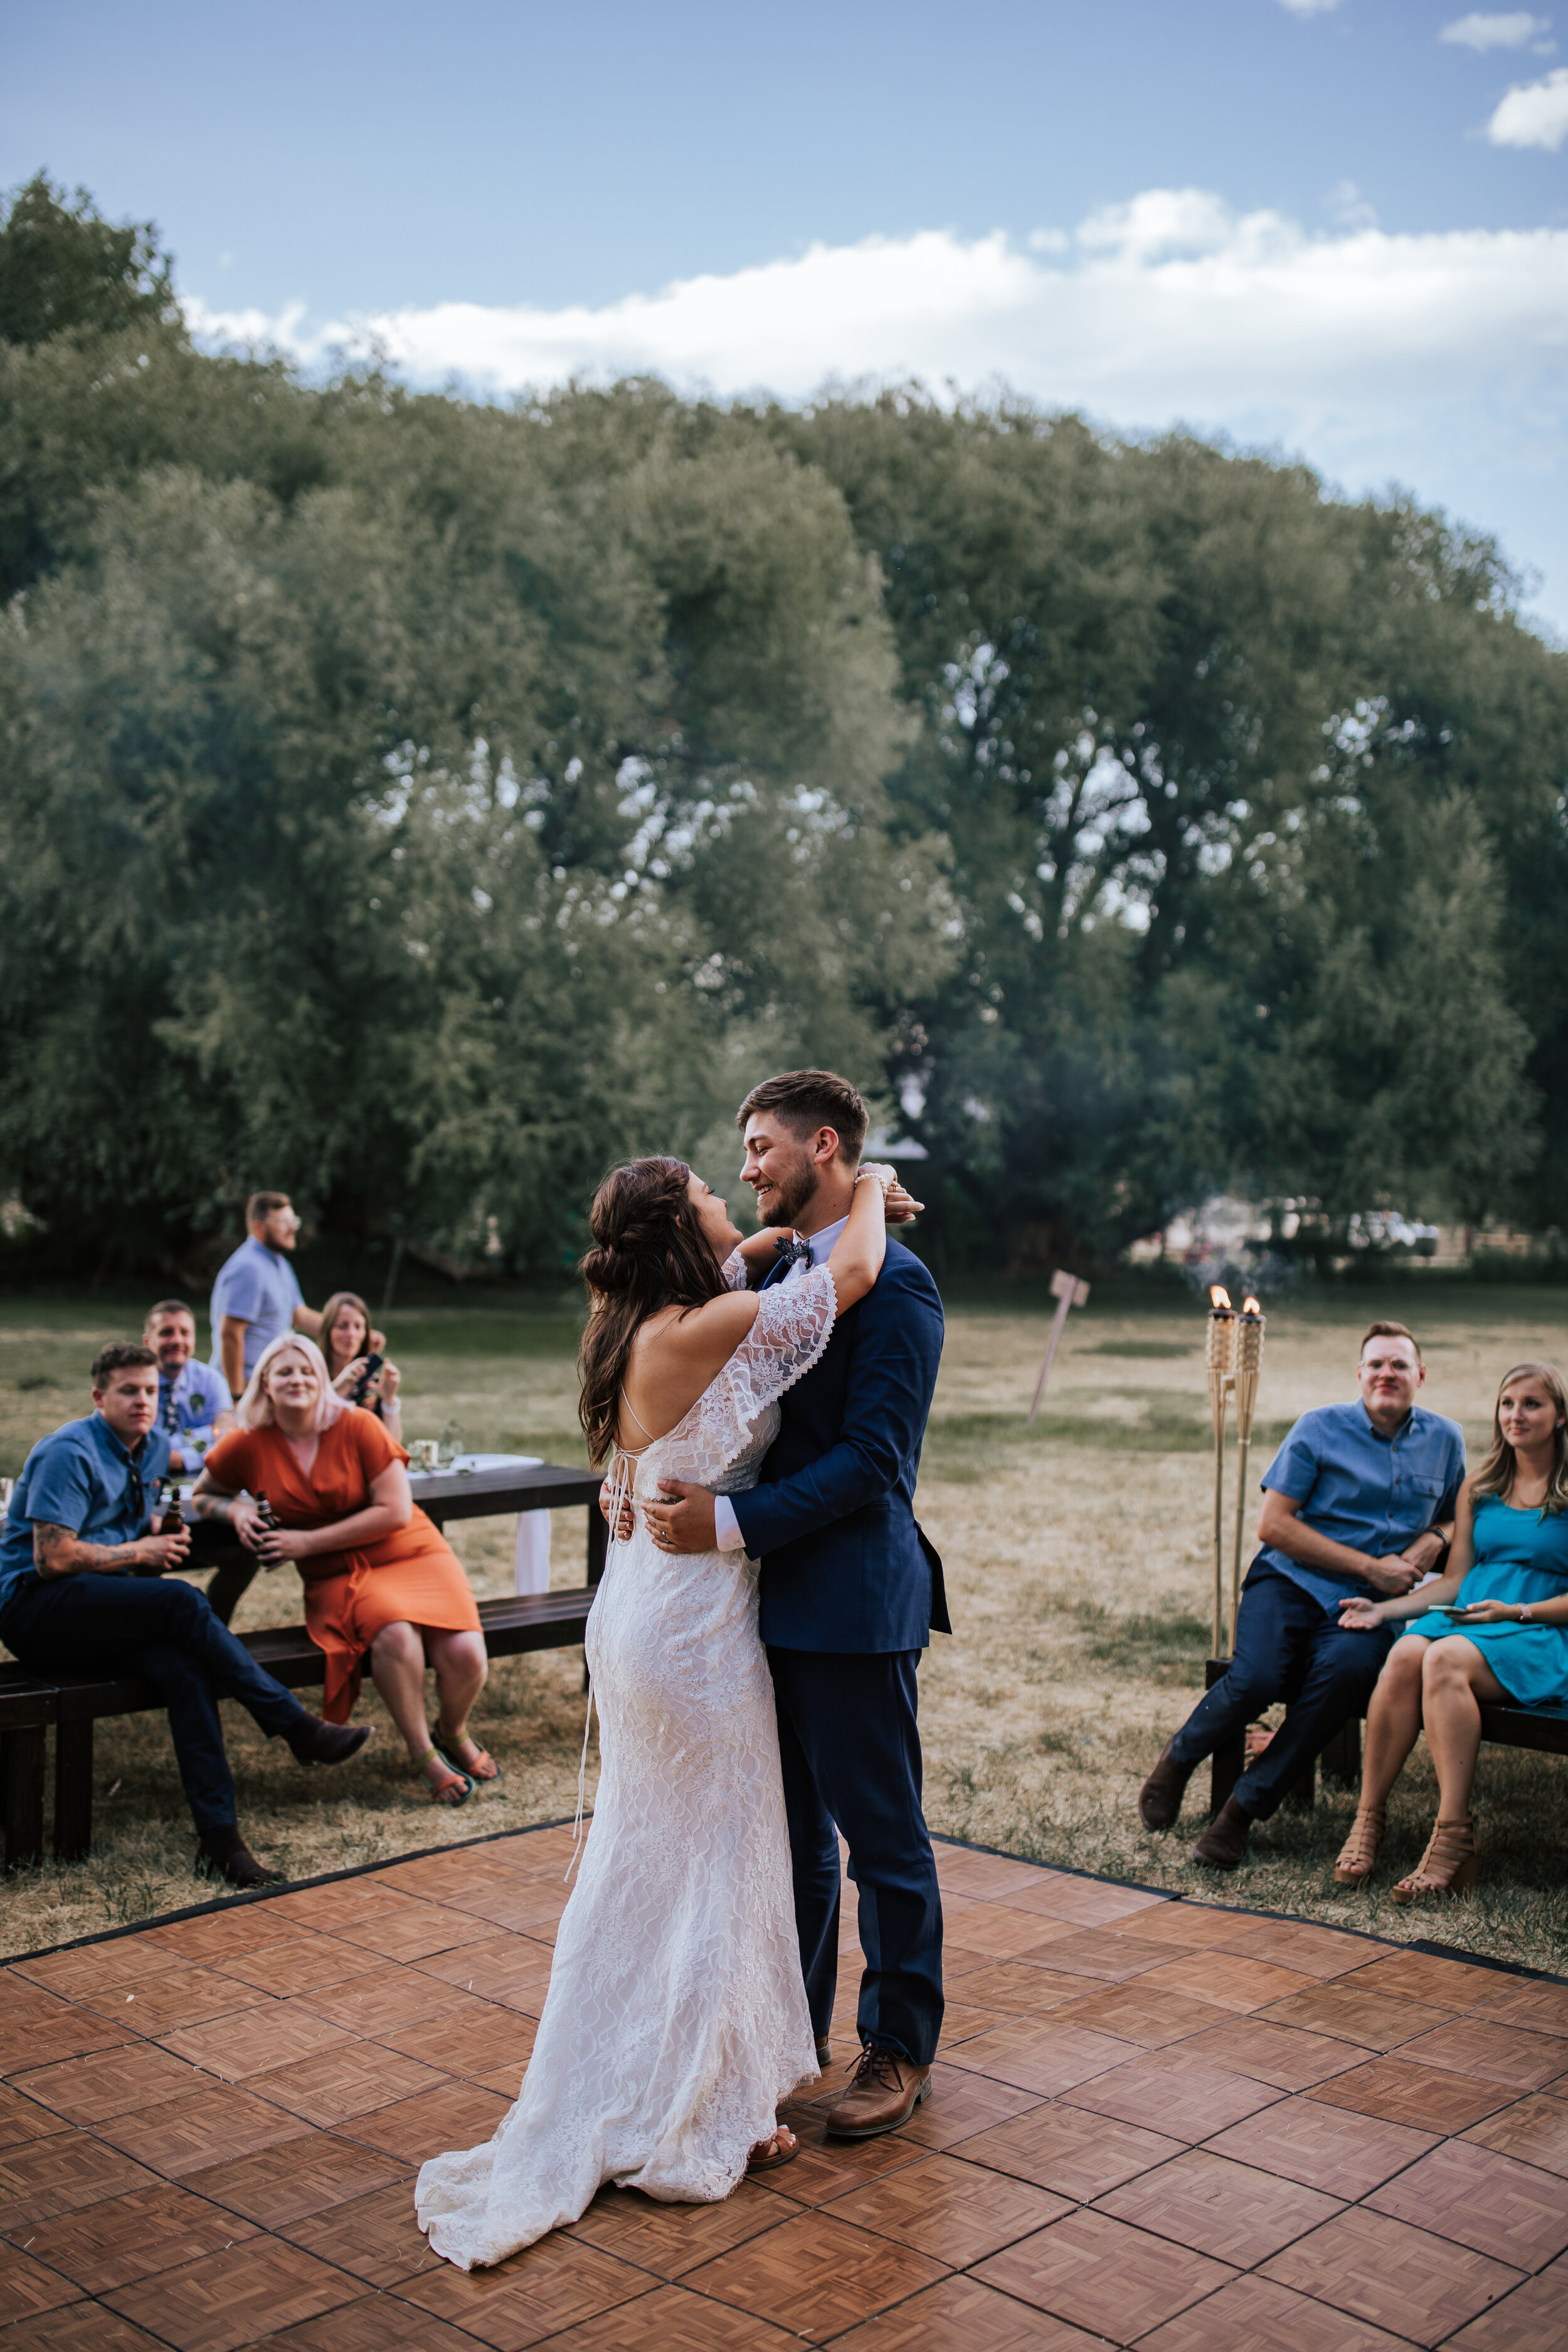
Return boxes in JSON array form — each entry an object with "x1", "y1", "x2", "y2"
[{"x1": 2, "y1": 1279, "x2": 1566, "y2": 1971}]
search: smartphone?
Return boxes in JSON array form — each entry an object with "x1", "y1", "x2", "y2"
[{"x1": 351, "y1": 1351, "x2": 384, "y2": 1404}]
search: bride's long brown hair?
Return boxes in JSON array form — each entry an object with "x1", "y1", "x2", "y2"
[{"x1": 577, "y1": 1157, "x2": 729, "y2": 1465}]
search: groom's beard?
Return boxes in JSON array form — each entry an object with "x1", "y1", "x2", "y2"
[{"x1": 755, "y1": 1154, "x2": 820, "y2": 1230}]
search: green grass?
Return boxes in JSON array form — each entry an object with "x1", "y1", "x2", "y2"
[{"x1": 3, "y1": 1280, "x2": 1567, "y2": 1972}]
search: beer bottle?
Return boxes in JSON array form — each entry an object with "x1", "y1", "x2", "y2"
[{"x1": 160, "y1": 1482, "x2": 184, "y2": 1537}]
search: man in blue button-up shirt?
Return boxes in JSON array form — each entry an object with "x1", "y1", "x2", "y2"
[
  {"x1": 0, "y1": 1342, "x2": 371, "y2": 1886},
  {"x1": 1138, "y1": 1321, "x2": 1464, "y2": 1868}
]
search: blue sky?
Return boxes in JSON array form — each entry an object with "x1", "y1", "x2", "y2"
[{"x1": 5, "y1": 0, "x2": 1566, "y2": 627}]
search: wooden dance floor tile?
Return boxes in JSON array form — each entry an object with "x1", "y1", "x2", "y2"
[
  {"x1": 564, "y1": 2174, "x2": 802, "y2": 2277},
  {"x1": 1362, "y1": 2136, "x2": 1568, "y2": 2270},
  {"x1": 0, "y1": 2234, "x2": 87, "y2": 2323},
  {"x1": 1260, "y1": 2205, "x2": 1525, "y2": 2345},
  {"x1": 19, "y1": 2180, "x2": 258, "y2": 2292},
  {"x1": 972, "y1": 2206, "x2": 1235, "y2": 2336},
  {"x1": 952, "y1": 2100, "x2": 1184, "y2": 2201},
  {"x1": 1204, "y1": 2089, "x2": 1439, "y2": 2196},
  {"x1": 1059, "y1": 2045, "x2": 1284, "y2": 2141},
  {"x1": 244, "y1": 2038, "x2": 450, "y2": 2126},
  {"x1": 6, "y1": 1829, "x2": 1568, "y2": 2349},
  {"x1": 1093, "y1": 2146, "x2": 1343, "y2": 2266},
  {"x1": 1444, "y1": 2259, "x2": 1568, "y2": 2351},
  {"x1": 686, "y1": 2207, "x2": 949, "y2": 2336},
  {"x1": 830, "y1": 2272, "x2": 1113, "y2": 2348},
  {"x1": 13, "y1": 2038, "x2": 202, "y2": 2124},
  {"x1": 827, "y1": 2150, "x2": 1070, "y2": 2265},
  {"x1": 1135, "y1": 2269, "x2": 1411, "y2": 2350},
  {"x1": 1462, "y1": 2089, "x2": 1568, "y2": 2176}
]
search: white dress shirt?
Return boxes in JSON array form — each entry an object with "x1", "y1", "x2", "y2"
[{"x1": 711, "y1": 1214, "x2": 849, "y2": 1552}]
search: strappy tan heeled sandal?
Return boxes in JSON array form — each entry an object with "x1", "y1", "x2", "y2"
[
  {"x1": 1392, "y1": 1816, "x2": 1480, "y2": 1905},
  {"x1": 1333, "y1": 1805, "x2": 1385, "y2": 1887},
  {"x1": 746, "y1": 2124, "x2": 798, "y2": 2175}
]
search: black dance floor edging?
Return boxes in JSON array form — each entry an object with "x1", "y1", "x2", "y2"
[{"x1": 8, "y1": 1818, "x2": 1566, "y2": 1995}]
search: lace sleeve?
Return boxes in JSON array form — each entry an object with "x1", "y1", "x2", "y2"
[
  {"x1": 720, "y1": 1248, "x2": 750, "y2": 1294},
  {"x1": 727, "y1": 1264, "x2": 837, "y2": 1419},
  {"x1": 669, "y1": 1266, "x2": 837, "y2": 1489}
]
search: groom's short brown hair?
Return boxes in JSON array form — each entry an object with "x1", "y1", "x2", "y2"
[{"x1": 738, "y1": 1070, "x2": 867, "y2": 1165}]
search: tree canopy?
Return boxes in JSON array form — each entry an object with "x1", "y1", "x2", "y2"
[{"x1": 2, "y1": 176, "x2": 1565, "y2": 1280}]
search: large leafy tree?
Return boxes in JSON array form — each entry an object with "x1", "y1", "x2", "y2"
[{"x1": 2, "y1": 184, "x2": 1565, "y2": 1278}]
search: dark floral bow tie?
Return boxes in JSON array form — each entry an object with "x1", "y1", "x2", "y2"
[{"x1": 774, "y1": 1234, "x2": 812, "y2": 1268}]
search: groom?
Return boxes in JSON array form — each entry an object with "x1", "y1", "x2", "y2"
[{"x1": 644, "y1": 1069, "x2": 948, "y2": 2140}]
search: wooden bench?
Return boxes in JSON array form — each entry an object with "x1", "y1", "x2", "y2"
[
  {"x1": 2, "y1": 1461, "x2": 605, "y2": 1868},
  {"x1": 1205, "y1": 1656, "x2": 1568, "y2": 1816}
]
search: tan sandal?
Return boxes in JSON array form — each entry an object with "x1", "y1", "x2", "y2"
[
  {"x1": 1392, "y1": 1817, "x2": 1480, "y2": 1905},
  {"x1": 746, "y1": 2125, "x2": 798, "y2": 2175},
  {"x1": 416, "y1": 1745, "x2": 473, "y2": 1806},
  {"x1": 1333, "y1": 1804, "x2": 1385, "y2": 1887}
]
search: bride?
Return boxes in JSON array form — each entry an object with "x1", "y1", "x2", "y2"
[{"x1": 415, "y1": 1149, "x2": 905, "y2": 2269}]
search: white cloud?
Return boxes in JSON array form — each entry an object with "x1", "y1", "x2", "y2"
[
  {"x1": 185, "y1": 194, "x2": 1568, "y2": 420},
  {"x1": 1441, "y1": 11, "x2": 1554, "y2": 48},
  {"x1": 1486, "y1": 62, "x2": 1568, "y2": 140},
  {"x1": 186, "y1": 190, "x2": 1568, "y2": 625}
]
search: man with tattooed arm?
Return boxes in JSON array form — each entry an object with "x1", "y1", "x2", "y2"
[{"x1": 0, "y1": 1342, "x2": 369, "y2": 1885}]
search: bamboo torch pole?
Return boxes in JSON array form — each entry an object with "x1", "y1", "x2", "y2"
[
  {"x1": 1229, "y1": 1297, "x2": 1266, "y2": 1654},
  {"x1": 1206, "y1": 1288, "x2": 1236, "y2": 1657}
]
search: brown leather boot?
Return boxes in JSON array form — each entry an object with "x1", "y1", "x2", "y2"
[
  {"x1": 196, "y1": 1826, "x2": 286, "y2": 1889},
  {"x1": 1192, "y1": 1796, "x2": 1251, "y2": 1870},
  {"x1": 826, "y1": 2046, "x2": 932, "y2": 2139},
  {"x1": 1138, "y1": 1740, "x2": 1194, "y2": 1831}
]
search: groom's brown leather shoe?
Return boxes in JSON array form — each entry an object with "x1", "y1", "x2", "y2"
[
  {"x1": 1138, "y1": 1739, "x2": 1194, "y2": 1831},
  {"x1": 826, "y1": 2046, "x2": 931, "y2": 2139}
]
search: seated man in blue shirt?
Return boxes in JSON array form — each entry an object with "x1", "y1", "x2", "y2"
[
  {"x1": 144, "y1": 1299, "x2": 233, "y2": 1471},
  {"x1": 0, "y1": 1342, "x2": 371, "y2": 1887},
  {"x1": 1138, "y1": 1321, "x2": 1464, "y2": 1870}
]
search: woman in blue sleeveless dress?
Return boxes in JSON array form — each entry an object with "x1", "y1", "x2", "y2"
[{"x1": 1333, "y1": 1360, "x2": 1568, "y2": 1902}]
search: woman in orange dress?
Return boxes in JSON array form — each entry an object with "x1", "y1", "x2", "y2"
[{"x1": 196, "y1": 1333, "x2": 495, "y2": 1804}]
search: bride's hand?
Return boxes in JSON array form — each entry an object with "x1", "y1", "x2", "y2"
[
  {"x1": 598, "y1": 1477, "x2": 634, "y2": 1541},
  {"x1": 883, "y1": 1179, "x2": 923, "y2": 1225}
]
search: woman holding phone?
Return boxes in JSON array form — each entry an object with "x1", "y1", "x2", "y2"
[
  {"x1": 1333, "y1": 1360, "x2": 1568, "y2": 1901},
  {"x1": 320, "y1": 1291, "x2": 403, "y2": 1443}
]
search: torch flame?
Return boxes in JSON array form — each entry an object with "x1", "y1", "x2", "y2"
[
  {"x1": 1210, "y1": 1285, "x2": 1232, "y2": 1310},
  {"x1": 1242, "y1": 1296, "x2": 1262, "y2": 1316}
]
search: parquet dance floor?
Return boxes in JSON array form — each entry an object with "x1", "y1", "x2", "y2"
[{"x1": 1, "y1": 1826, "x2": 1567, "y2": 2348}]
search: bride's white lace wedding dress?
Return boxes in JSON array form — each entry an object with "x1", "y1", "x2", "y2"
[{"x1": 415, "y1": 1258, "x2": 835, "y2": 2270}]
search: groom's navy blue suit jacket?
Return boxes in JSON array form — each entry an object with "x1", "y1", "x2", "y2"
[{"x1": 729, "y1": 1239, "x2": 948, "y2": 1654}]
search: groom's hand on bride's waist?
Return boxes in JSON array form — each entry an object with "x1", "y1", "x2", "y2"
[{"x1": 645, "y1": 1480, "x2": 718, "y2": 1554}]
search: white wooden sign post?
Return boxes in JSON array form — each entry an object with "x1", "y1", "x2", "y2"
[{"x1": 1028, "y1": 1269, "x2": 1091, "y2": 1422}]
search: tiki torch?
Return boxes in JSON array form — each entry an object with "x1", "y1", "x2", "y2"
[
  {"x1": 1228, "y1": 1295, "x2": 1266, "y2": 1653},
  {"x1": 1207, "y1": 1286, "x2": 1236, "y2": 1656}
]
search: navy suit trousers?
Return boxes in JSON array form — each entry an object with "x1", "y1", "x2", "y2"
[
  {"x1": 1168, "y1": 1559, "x2": 1393, "y2": 1820},
  {"x1": 0, "y1": 1572, "x2": 307, "y2": 1834},
  {"x1": 768, "y1": 1645, "x2": 943, "y2": 2066}
]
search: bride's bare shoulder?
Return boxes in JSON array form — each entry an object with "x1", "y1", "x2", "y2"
[{"x1": 630, "y1": 1290, "x2": 760, "y2": 1372}]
